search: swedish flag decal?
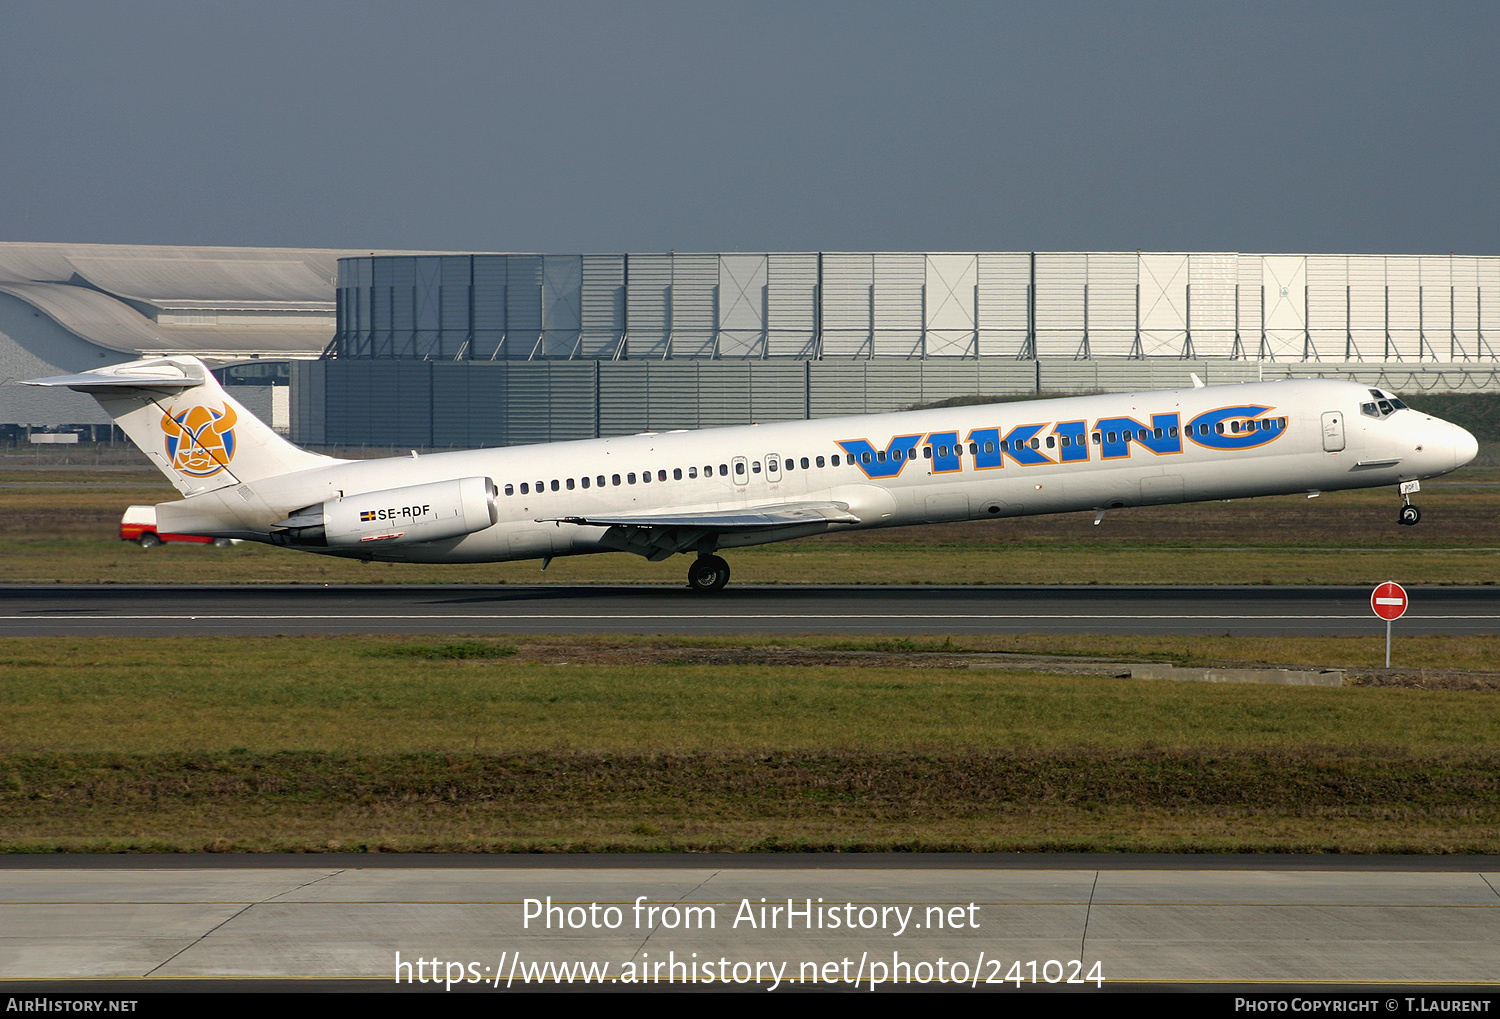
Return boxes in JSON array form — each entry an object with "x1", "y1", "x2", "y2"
[{"x1": 360, "y1": 511, "x2": 376, "y2": 522}]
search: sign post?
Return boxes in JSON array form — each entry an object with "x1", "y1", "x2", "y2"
[{"x1": 1370, "y1": 582, "x2": 1409, "y2": 668}]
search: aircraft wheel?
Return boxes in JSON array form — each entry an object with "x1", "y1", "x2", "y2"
[
  {"x1": 137, "y1": 533, "x2": 162, "y2": 548},
  {"x1": 687, "y1": 555, "x2": 731, "y2": 593},
  {"x1": 1399, "y1": 505, "x2": 1421, "y2": 526}
]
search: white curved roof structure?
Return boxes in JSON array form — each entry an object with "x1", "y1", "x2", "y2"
[{"x1": 0, "y1": 242, "x2": 444, "y2": 358}]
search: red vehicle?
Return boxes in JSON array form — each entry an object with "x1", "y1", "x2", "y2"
[{"x1": 120, "y1": 505, "x2": 234, "y2": 548}]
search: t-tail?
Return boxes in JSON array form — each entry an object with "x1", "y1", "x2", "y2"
[{"x1": 20, "y1": 356, "x2": 341, "y2": 494}]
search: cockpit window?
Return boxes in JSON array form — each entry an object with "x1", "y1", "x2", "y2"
[{"x1": 1361, "y1": 391, "x2": 1408, "y2": 419}]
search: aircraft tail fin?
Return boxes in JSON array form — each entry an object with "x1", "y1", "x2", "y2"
[{"x1": 20, "y1": 356, "x2": 341, "y2": 495}]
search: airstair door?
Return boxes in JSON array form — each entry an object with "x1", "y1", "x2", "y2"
[{"x1": 1321, "y1": 411, "x2": 1346, "y2": 452}]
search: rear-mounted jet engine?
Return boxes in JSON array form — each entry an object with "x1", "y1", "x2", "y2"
[{"x1": 272, "y1": 477, "x2": 498, "y2": 548}]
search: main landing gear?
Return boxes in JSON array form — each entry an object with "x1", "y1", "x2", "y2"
[
  {"x1": 687, "y1": 554, "x2": 731, "y2": 593},
  {"x1": 1397, "y1": 480, "x2": 1422, "y2": 526}
]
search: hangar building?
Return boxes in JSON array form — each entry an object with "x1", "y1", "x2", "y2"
[
  {"x1": 310, "y1": 251, "x2": 1500, "y2": 448},
  {"x1": 3, "y1": 243, "x2": 1496, "y2": 449}
]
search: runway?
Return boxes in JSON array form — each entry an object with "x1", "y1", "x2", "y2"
[
  {"x1": 0, "y1": 583, "x2": 1495, "y2": 637},
  {"x1": 2, "y1": 856, "x2": 1497, "y2": 991}
]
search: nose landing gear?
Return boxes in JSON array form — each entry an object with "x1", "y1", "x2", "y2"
[
  {"x1": 687, "y1": 554, "x2": 731, "y2": 592},
  {"x1": 1397, "y1": 480, "x2": 1422, "y2": 526}
]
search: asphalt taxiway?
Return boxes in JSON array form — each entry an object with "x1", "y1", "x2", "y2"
[{"x1": 0, "y1": 584, "x2": 1495, "y2": 637}]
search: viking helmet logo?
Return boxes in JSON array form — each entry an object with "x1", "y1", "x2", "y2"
[{"x1": 161, "y1": 403, "x2": 237, "y2": 477}]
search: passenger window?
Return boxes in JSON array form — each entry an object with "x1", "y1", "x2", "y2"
[
  {"x1": 1059, "y1": 435, "x2": 1069, "y2": 448},
  {"x1": 875, "y1": 451, "x2": 887, "y2": 463},
  {"x1": 1045, "y1": 436, "x2": 1055, "y2": 448},
  {"x1": 923, "y1": 446, "x2": 933, "y2": 459},
  {"x1": 504, "y1": 484, "x2": 514, "y2": 496},
  {"x1": 968, "y1": 442, "x2": 977, "y2": 454},
  {"x1": 1091, "y1": 433, "x2": 1100, "y2": 445},
  {"x1": 612, "y1": 474, "x2": 621, "y2": 486},
  {"x1": 785, "y1": 459, "x2": 794, "y2": 471},
  {"x1": 831, "y1": 455, "x2": 840, "y2": 466},
  {"x1": 800, "y1": 457, "x2": 809, "y2": 469},
  {"x1": 642, "y1": 471, "x2": 651, "y2": 483},
  {"x1": 1029, "y1": 437, "x2": 1040, "y2": 449},
  {"x1": 673, "y1": 468, "x2": 682, "y2": 480},
  {"x1": 597, "y1": 476, "x2": 605, "y2": 487},
  {"x1": 734, "y1": 462, "x2": 745, "y2": 476},
  {"x1": 861, "y1": 452, "x2": 872, "y2": 464},
  {"x1": 752, "y1": 461, "x2": 761, "y2": 473},
  {"x1": 520, "y1": 483, "x2": 529, "y2": 494},
  {"x1": 628, "y1": 473, "x2": 636, "y2": 484},
  {"x1": 816, "y1": 456, "x2": 825, "y2": 467},
  {"x1": 937, "y1": 445, "x2": 949, "y2": 457},
  {"x1": 1215, "y1": 423, "x2": 1225, "y2": 434},
  {"x1": 1154, "y1": 427, "x2": 1163, "y2": 439},
  {"x1": 550, "y1": 480, "x2": 560, "y2": 491},
  {"x1": 984, "y1": 441, "x2": 995, "y2": 453},
  {"x1": 1169, "y1": 426, "x2": 1179, "y2": 437},
  {"x1": 689, "y1": 467, "x2": 698, "y2": 478},
  {"x1": 536, "y1": 480, "x2": 544, "y2": 491},
  {"x1": 566, "y1": 478, "x2": 575, "y2": 490},
  {"x1": 658, "y1": 470, "x2": 667, "y2": 481},
  {"x1": 719, "y1": 464, "x2": 728, "y2": 476},
  {"x1": 1107, "y1": 432, "x2": 1117, "y2": 443},
  {"x1": 581, "y1": 477, "x2": 590, "y2": 489}
]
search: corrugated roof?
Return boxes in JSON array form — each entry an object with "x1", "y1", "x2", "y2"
[
  {"x1": 0, "y1": 242, "x2": 471, "y2": 359},
  {"x1": 0, "y1": 282, "x2": 160, "y2": 354},
  {"x1": 66, "y1": 255, "x2": 336, "y2": 307}
]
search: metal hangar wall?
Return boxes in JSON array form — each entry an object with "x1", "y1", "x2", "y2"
[{"x1": 302, "y1": 251, "x2": 1500, "y2": 448}]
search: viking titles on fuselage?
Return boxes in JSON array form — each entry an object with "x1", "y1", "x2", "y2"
[{"x1": 837, "y1": 404, "x2": 1286, "y2": 480}]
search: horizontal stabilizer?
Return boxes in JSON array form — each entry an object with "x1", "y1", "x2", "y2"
[
  {"x1": 542, "y1": 501, "x2": 860, "y2": 530},
  {"x1": 21, "y1": 366, "x2": 205, "y2": 392}
]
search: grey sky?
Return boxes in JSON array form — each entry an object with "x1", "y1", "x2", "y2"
[{"x1": 2, "y1": 1, "x2": 1496, "y2": 254}]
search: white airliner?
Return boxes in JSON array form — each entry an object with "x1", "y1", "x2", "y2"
[{"x1": 24, "y1": 356, "x2": 1478, "y2": 592}]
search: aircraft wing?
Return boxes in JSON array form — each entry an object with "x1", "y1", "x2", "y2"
[{"x1": 542, "y1": 501, "x2": 860, "y2": 530}]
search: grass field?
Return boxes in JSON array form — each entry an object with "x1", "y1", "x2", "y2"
[
  {"x1": 1, "y1": 466, "x2": 1497, "y2": 585},
  {"x1": 1, "y1": 634, "x2": 1497, "y2": 854},
  {"x1": 1, "y1": 445, "x2": 1495, "y2": 854}
]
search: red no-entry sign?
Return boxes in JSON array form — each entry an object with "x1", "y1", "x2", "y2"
[{"x1": 1371, "y1": 582, "x2": 1409, "y2": 621}]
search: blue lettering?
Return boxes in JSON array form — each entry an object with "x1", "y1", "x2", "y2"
[
  {"x1": 837, "y1": 435, "x2": 923, "y2": 478},
  {"x1": 1000, "y1": 424, "x2": 1053, "y2": 466},
  {"x1": 968, "y1": 428, "x2": 1002, "y2": 470},
  {"x1": 1094, "y1": 413, "x2": 1181, "y2": 458},
  {"x1": 1054, "y1": 420, "x2": 1089, "y2": 463},
  {"x1": 1186, "y1": 406, "x2": 1284, "y2": 451},
  {"x1": 925, "y1": 431, "x2": 962, "y2": 473}
]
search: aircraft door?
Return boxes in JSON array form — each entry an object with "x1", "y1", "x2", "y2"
[
  {"x1": 765, "y1": 452, "x2": 781, "y2": 483},
  {"x1": 1321, "y1": 411, "x2": 1346, "y2": 452}
]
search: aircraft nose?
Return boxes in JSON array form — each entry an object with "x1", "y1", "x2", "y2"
[{"x1": 1453, "y1": 423, "x2": 1479, "y2": 467}]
